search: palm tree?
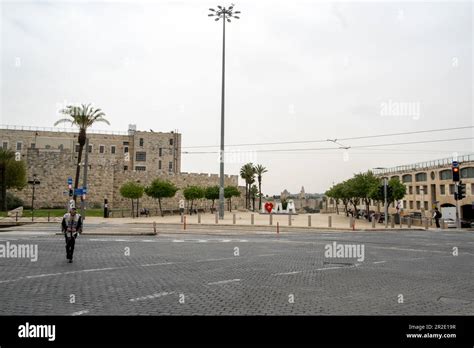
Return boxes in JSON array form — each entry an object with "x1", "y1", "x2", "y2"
[
  {"x1": 254, "y1": 164, "x2": 267, "y2": 211},
  {"x1": 54, "y1": 104, "x2": 109, "y2": 203},
  {"x1": 0, "y1": 149, "x2": 15, "y2": 211},
  {"x1": 240, "y1": 163, "x2": 255, "y2": 209}
]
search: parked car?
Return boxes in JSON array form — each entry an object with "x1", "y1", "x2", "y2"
[
  {"x1": 444, "y1": 219, "x2": 457, "y2": 228},
  {"x1": 444, "y1": 219, "x2": 473, "y2": 228}
]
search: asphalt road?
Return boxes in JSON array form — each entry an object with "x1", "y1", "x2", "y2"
[{"x1": 0, "y1": 223, "x2": 473, "y2": 315}]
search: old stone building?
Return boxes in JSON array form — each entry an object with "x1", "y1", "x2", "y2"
[
  {"x1": 1, "y1": 125, "x2": 244, "y2": 211},
  {"x1": 373, "y1": 154, "x2": 474, "y2": 220}
]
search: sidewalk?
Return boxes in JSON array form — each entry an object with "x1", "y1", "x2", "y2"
[{"x1": 0, "y1": 212, "x2": 429, "y2": 234}]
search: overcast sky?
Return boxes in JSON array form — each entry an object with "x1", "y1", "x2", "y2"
[{"x1": 1, "y1": 0, "x2": 473, "y2": 195}]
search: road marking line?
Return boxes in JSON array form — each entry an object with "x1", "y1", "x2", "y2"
[
  {"x1": 257, "y1": 254, "x2": 276, "y2": 257},
  {"x1": 208, "y1": 279, "x2": 241, "y2": 285},
  {"x1": 221, "y1": 239, "x2": 231, "y2": 242},
  {"x1": 196, "y1": 257, "x2": 236, "y2": 262},
  {"x1": 26, "y1": 273, "x2": 63, "y2": 279},
  {"x1": 71, "y1": 310, "x2": 89, "y2": 316},
  {"x1": 273, "y1": 271, "x2": 301, "y2": 276},
  {"x1": 141, "y1": 262, "x2": 174, "y2": 267},
  {"x1": 172, "y1": 240, "x2": 184, "y2": 242},
  {"x1": 197, "y1": 240, "x2": 207, "y2": 243},
  {"x1": 129, "y1": 291, "x2": 173, "y2": 302},
  {"x1": 372, "y1": 246, "x2": 446, "y2": 253},
  {"x1": 81, "y1": 267, "x2": 116, "y2": 273},
  {"x1": 373, "y1": 261, "x2": 387, "y2": 264}
]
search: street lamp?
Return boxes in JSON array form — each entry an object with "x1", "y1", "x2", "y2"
[
  {"x1": 28, "y1": 174, "x2": 40, "y2": 222},
  {"x1": 208, "y1": 4, "x2": 241, "y2": 219}
]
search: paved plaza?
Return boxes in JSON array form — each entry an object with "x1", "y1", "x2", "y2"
[{"x1": 0, "y1": 223, "x2": 472, "y2": 315}]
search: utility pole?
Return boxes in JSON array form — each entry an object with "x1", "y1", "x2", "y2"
[
  {"x1": 80, "y1": 138, "x2": 89, "y2": 220},
  {"x1": 384, "y1": 178, "x2": 388, "y2": 228},
  {"x1": 455, "y1": 182, "x2": 461, "y2": 229}
]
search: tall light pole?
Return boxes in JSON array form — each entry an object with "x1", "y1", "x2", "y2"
[{"x1": 208, "y1": 4, "x2": 240, "y2": 219}]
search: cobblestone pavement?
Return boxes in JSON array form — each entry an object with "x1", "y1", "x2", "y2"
[{"x1": 0, "y1": 224, "x2": 473, "y2": 315}]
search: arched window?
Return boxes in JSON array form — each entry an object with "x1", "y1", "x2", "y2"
[
  {"x1": 402, "y1": 174, "x2": 412, "y2": 183},
  {"x1": 439, "y1": 170, "x2": 452, "y2": 180},
  {"x1": 461, "y1": 167, "x2": 474, "y2": 179},
  {"x1": 415, "y1": 172, "x2": 427, "y2": 182},
  {"x1": 390, "y1": 175, "x2": 399, "y2": 181}
]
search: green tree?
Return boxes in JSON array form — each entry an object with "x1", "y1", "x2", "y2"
[
  {"x1": 145, "y1": 179, "x2": 178, "y2": 217},
  {"x1": 370, "y1": 178, "x2": 406, "y2": 208},
  {"x1": 240, "y1": 163, "x2": 255, "y2": 209},
  {"x1": 204, "y1": 185, "x2": 220, "y2": 213},
  {"x1": 249, "y1": 184, "x2": 259, "y2": 212},
  {"x1": 224, "y1": 186, "x2": 241, "y2": 212},
  {"x1": 388, "y1": 177, "x2": 406, "y2": 206},
  {"x1": 120, "y1": 181, "x2": 144, "y2": 218},
  {"x1": 54, "y1": 104, "x2": 109, "y2": 204},
  {"x1": 352, "y1": 171, "x2": 380, "y2": 218},
  {"x1": 0, "y1": 149, "x2": 27, "y2": 211},
  {"x1": 254, "y1": 164, "x2": 268, "y2": 211},
  {"x1": 183, "y1": 186, "x2": 205, "y2": 214}
]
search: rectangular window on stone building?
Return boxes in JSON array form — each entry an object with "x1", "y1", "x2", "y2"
[
  {"x1": 111, "y1": 146, "x2": 116, "y2": 154},
  {"x1": 16, "y1": 142, "x2": 22, "y2": 151},
  {"x1": 168, "y1": 161, "x2": 173, "y2": 172},
  {"x1": 30, "y1": 143, "x2": 35, "y2": 149},
  {"x1": 416, "y1": 186, "x2": 420, "y2": 195},
  {"x1": 124, "y1": 165, "x2": 128, "y2": 171},
  {"x1": 424, "y1": 201, "x2": 429, "y2": 210},
  {"x1": 136, "y1": 152, "x2": 146, "y2": 161},
  {"x1": 135, "y1": 166, "x2": 146, "y2": 171},
  {"x1": 124, "y1": 146, "x2": 129, "y2": 153},
  {"x1": 158, "y1": 160, "x2": 162, "y2": 169},
  {"x1": 408, "y1": 186, "x2": 413, "y2": 194},
  {"x1": 449, "y1": 184, "x2": 455, "y2": 195},
  {"x1": 471, "y1": 183, "x2": 474, "y2": 195},
  {"x1": 159, "y1": 148, "x2": 162, "y2": 157},
  {"x1": 416, "y1": 201, "x2": 421, "y2": 210},
  {"x1": 99, "y1": 145, "x2": 105, "y2": 154},
  {"x1": 440, "y1": 185, "x2": 445, "y2": 195},
  {"x1": 2, "y1": 141, "x2": 8, "y2": 150},
  {"x1": 403, "y1": 200, "x2": 407, "y2": 208},
  {"x1": 88, "y1": 145, "x2": 92, "y2": 153},
  {"x1": 169, "y1": 139, "x2": 173, "y2": 146},
  {"x1": 409, "y1": 201, "x2": 413, "y2": 209},
  {"x1": 139, "y1": 138, "x2": 144, "y2": 147},
  {"x1": 75, "y1": 144, "x2": 80, "y2": 152}
]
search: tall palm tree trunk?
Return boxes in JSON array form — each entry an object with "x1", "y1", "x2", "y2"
[
  {"x1": 73, "y1": 129, "x2": 86, "y2": 204},
  {"x1": 258, "y1": 176, "x2": 262, "y2": 211}
]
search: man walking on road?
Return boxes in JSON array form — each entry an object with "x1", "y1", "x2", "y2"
[{"x1": 61, "y1": 207, "x2": 83, "y2": 263}]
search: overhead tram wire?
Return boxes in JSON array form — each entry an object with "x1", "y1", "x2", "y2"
[
  {"x1": 181, "y1": 125, "x2": 474, "y2": 149},
  {"x1": 182, "y1": 136, "x2": 474, "y2": 154}
]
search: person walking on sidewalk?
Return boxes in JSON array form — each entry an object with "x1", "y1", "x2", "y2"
[
  {"x1": 61, "y1": 207, "x2": 83, "y2": 263},
  {"x1": 432, "y1": 207, "x2": 442, "y2": 228}
]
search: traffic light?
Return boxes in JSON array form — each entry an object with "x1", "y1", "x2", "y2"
[
  {"x1": 457, "y1": 182, "x2": 466, "y2": 200},
  {"x1": 452, "y1": 162, "x2": 460, "y2": 182}
]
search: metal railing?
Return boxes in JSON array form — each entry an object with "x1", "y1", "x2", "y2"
[
  {"x1": 373, "y1": 154, "x2": 474, "y2": 175},
  {"x1": 0, "y1": 124, "x2": 129, "y2": 136}
]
